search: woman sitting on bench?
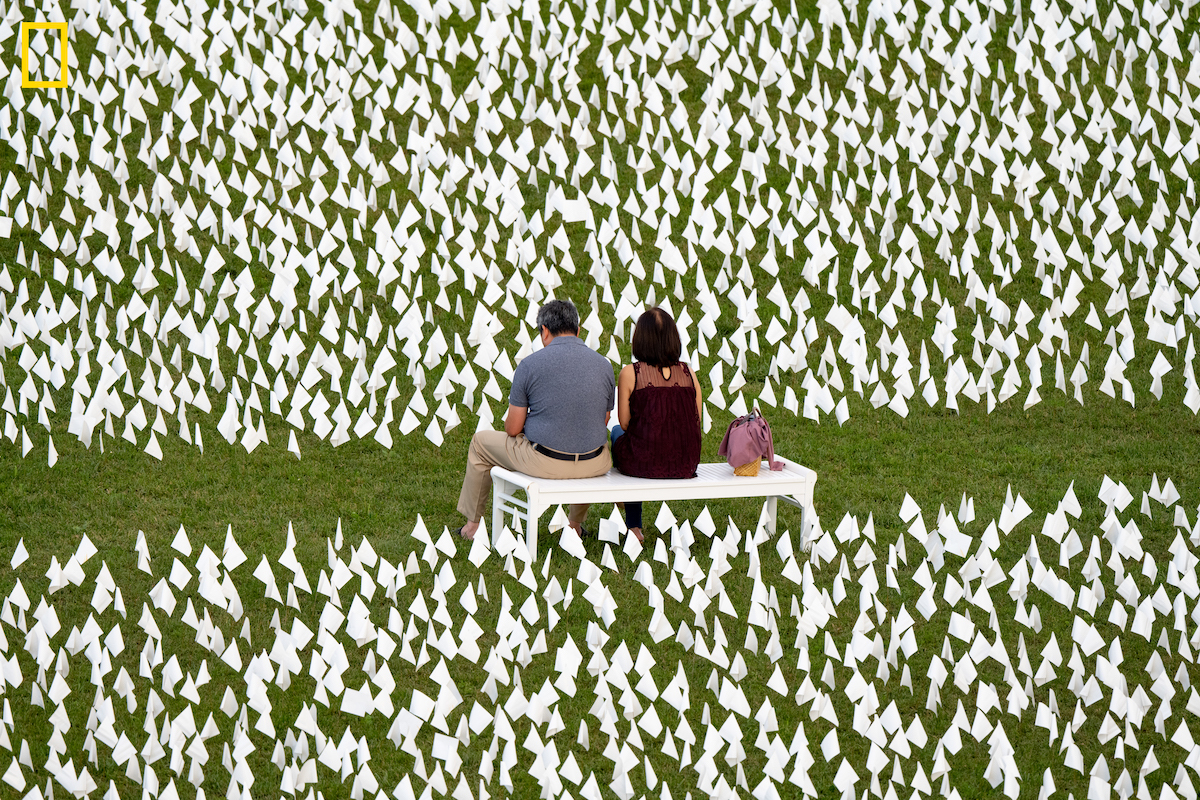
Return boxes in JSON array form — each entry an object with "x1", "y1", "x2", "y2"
[{"x1": 610, "y1": 307, "x2": 703, "y2": 542}]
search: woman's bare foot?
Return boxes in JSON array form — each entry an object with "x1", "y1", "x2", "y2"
[{"x1": 629, "y1": 527, "x2": 643, "y2": 544}]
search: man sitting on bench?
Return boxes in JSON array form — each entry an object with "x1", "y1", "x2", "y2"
[{"x1": 455, "y1": 298, "x2": 615, "y2": 541}]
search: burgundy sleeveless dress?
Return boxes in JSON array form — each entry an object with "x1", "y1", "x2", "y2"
[{"x1": 612, "y1": 362, "x2": 701, "y2": 478}]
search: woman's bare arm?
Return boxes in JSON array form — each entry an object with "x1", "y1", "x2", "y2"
[{"x1": 617, "y1": 364, "x2": 635, "y2": 430}]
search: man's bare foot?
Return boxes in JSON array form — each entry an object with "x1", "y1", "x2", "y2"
[
  {"x1": 629, "y1": 527, "x2": 644, "y2": 543},
  {"x1": 457, "y1": 520, "x2": 480, "y2": 540}
]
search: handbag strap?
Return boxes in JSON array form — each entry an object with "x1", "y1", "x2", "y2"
[{"x1": 757, "y1": 416, "x2": 784, "y2": 471}]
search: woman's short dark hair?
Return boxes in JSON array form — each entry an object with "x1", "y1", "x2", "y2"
[
  {"x1": 537, "y1": 299, "x2": 580, "y2": 335},
  {"x1": 632, "y1": 307, "x2": 681, "y2": 367}
]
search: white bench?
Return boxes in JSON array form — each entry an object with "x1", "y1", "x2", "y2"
[{"x1": 490, "y1": 457, "x2": 817, "y2": 559}]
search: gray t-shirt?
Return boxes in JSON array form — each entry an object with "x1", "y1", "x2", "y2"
[{"x1": 509, "y1": 335, "x2": 615, "y2": 453}]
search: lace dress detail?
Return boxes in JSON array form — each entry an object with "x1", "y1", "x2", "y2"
[{"x1": 611, "y1": 362, "x2": 701, "y2": 479}]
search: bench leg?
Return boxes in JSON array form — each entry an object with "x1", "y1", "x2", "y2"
[
  {"x1": 491, "y1": 476, "x2": 509, "y2": 547},
  {"x1": 776, "y1": 493, "x2": 809, "y2": 550},
  {"x1": 800, "y1": 481, "x2": 814, "y2": 551},
  {"x1": 527, "y1": 503, "x2": 540, "y2": 562},
  {"x1": 800, "y1": 502, "x2": 809, "y2": 551}
]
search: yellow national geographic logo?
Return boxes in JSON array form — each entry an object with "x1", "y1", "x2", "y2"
[{"x1": 21, "y1": 22, "x2": 69, "y2": 89}]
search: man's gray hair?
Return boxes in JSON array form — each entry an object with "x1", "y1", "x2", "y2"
[{"x1": 537, "y1": 299, "x2": 580, "y2": 335}]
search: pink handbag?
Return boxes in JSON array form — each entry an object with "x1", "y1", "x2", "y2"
[{"x1": 718, "y1": 409, "x2": 784, "y2": 475}]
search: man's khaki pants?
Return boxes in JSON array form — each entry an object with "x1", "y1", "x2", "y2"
[{"x1": 457, "y1": 430, "x2": 612, "y2": 526}]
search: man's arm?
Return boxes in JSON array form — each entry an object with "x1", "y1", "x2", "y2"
[{"x1": 505, "y1": 405, "x2": 528, "y2": 437}]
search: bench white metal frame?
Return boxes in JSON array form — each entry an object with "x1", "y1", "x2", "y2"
[{"x1": 490, "y1": 456, "x2": 817, "y2": 559}]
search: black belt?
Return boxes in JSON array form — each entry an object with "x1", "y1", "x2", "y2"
[{"x1": 533, "y1": 443, "x2": 604, "y2": 461}]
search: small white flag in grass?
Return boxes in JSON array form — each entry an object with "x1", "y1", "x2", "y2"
[
  {"x1": 1156, "y1": 476, "x2": 1181, "y2": 507},
  {"x1": 467, "y1": 521, "x2": 491, "y2": 567},
  {"x1": 547, "y1": 504, "x2": 571, "y2": 534},
  {"x1": 597, "y1": 515, "x2": 623, "y2": 545},
  {"x1": 61, "y1": 555, "x2": 86, "y2": 587},
  {"x1": 253, "y1": 556, "x2": 281, "y2": 603},
  {"x1": 834, "y1": 514, "x2": 860, "y2": 544},
  {"x1": 1058, "y1": 482, "x2": 1082, "y2": 518},
  {"x1": 433, "y1": 528, "x2": 457, "y2": 557},
  {"x1": 622, "y1": 529, "x2": 643, "y2": 563},
  {"x1": 559, "y1": 527, "x2": 586, "y2": 560},
  {"x1": 834, "y1": 396, "x2": 850, "y2": 425},
  {"x1": 1040, "y1": 510, "x2": 1069, "y2": 544},
  {"x1": 599, "y1": 544, "x2": 619, "y2": 572},
  {"x1": 149, "y1": 579, "x2": 176, "y2": 615},
  {"x1": 953, "y1": 493, "x2": 974, "y2": 524},
  {"x1": 2, "y1": 758, "x2": 24, "y2": 791},
  {"x1": 999, "y1": 492, "x2": 1033, "y2": 534},
  {"x1": 171, "y1": 526, "x2": 192, "y2": 557},
  {"x1": 169, "y1": 558, "x2": 192, "y2": 591},
  {"x1": 90, "y1": 573, "x2": 113, "y2": 618},
  {"x1": 940, "y1": 515, "x2": 972, "y2": 557},
  {"x1": 10, "y1": 539, "x2": 28, "y2": 570},
  {"x1": 374, "y1": 421, "x2": 394, "y2": 449},
  {"x1": 655, "y1": 502, "x2": 678, "y2": 533},
  {"x1": 821, "y1": 728, "x2": 840, "y2": 762},
  {"x1": 144, "y1": 431, "x2": 163, "y2": 460},
  {"x1": 398, "y1": 406, "x2": 422, "y2": 436},
  {"x1": 1098, "y1": 476, "x2": 1134, "y2": 513},
  {"x1": 692, "y1": 505, "x2": 716, "y2": 537},
  {"x1": 424, "y1": 418, "x2": 443, "y2": 447},
  {"x1": 767, "y1": 664, "x2": 789, "y2": 695},
  {"x1": 222, "y1": 526, "x2": 247, "y2": 571},
  {"x1": 74, "y1": 534, "x2": 97, "y2": 565}
]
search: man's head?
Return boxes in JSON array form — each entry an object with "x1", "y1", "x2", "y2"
[{"x1": 536, "y1": 299, "x2": 580, "y2": 338}]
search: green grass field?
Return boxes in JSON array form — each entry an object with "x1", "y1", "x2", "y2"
[{"x1": 2, "y1": 0, "x2": 1200, "y2": 797}]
